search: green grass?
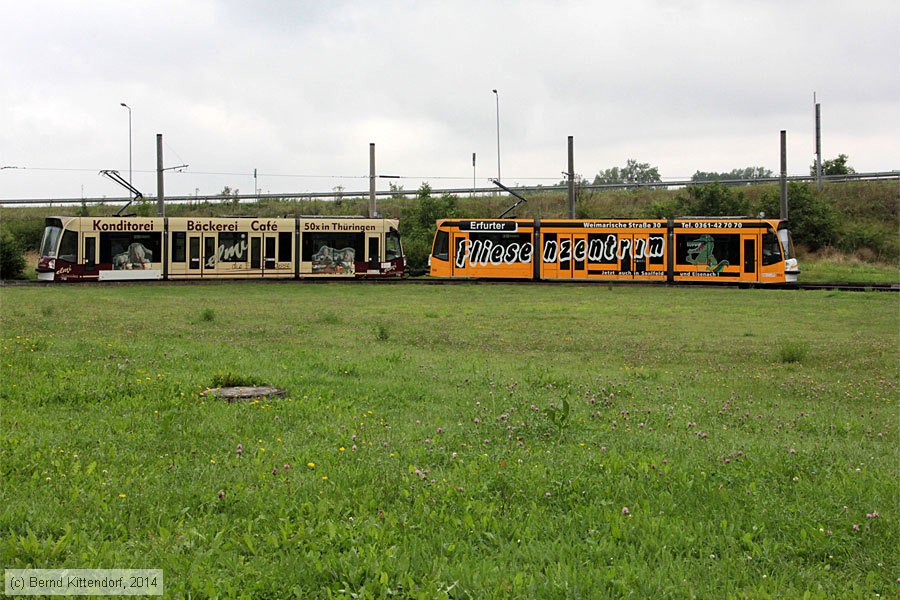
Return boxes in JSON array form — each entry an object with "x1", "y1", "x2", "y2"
[
  {"x1": 1, "y1": 283, "x2": 897, "y2": 598},
  {"x1": 798, "y1": 256, "x2": 899, "y2": 283}
]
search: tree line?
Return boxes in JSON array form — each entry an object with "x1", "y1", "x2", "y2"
[{"x1": 577, "y1": 153, "x2": 856, "y2": 186}]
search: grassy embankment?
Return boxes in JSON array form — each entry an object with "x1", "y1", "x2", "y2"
[{"x1": 1, "y1": 283, "x2": 897, "y2": 597}]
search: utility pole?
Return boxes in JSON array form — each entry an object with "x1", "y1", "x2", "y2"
[
  {"x1": 567, "y1": 136, "x2": 575, "y2": 219},
  {"x1": 156, "y1": 134, "x2": 164, "y2": 217},
  {"x1": 369, "y1": 143, "x2": 376, "y2": 217},
  {"x1": 492, "y1": 89, "x2": 501, "y2": 184},
  {"x1": 254, "y1": 168, "x2": 259, "y2": 198},
  {"x1": 780, "y1": 130, "x2": 788, "y2": 220},
  {"x1": 815, "y1": 94, "x2": 823, "y2": 190},
  {"x1": 120, "y1": 103, "x2": 132, "y2": 185}
]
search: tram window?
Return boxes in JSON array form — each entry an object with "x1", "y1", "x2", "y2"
[
  {"x1": 587, "y1": 234, "x2": 618, "y2": 266},
  {"x1": 218, "y1": 233, "x2": 248, "y2": 262},
  {"x1": 386, "y1": 231, "x2": 402, "y2": 260},
  {"x1": 432, "y1": 230, "x2": 449, "y2": 260},
  {"x1": 58, "y1": 230, "x2": 78, "y2": 263},
  {"x1": 99, "y1": 233, "x2": 161, "y2": 267},
  {"x1": 762, "y1": 230, "x2": 782, "y2": 266},
  {"x1": 278, "y1": 232, "x2": 292, "y2": 262},
  {"x1": 302, "y1": 233, "x2": 364, "y2": 262},
  {"x1": 100, "y1": 232, "x2": 162, "y2": 268},
  {"x1": 172, "y1": 232, "x2": 186, "y2": 263},
  {"x1": 204, "y1": 237, "x2": 216, "y2": 267},
  {"x1": 467, "y1": 232, "x2": 532, "y2": 264},
  {"x1": 648, "y1": 236, "x2": 665, "y2": 266},
  {"x1": 675, "y1": 234, "x2": 740, "y2": 267}
]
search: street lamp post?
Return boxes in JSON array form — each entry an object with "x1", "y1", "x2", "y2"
[
  {"x1": 492, "y1": 89, "x2": 501, "y2": 184},
  {"x1": 120, "y1": 103, "x2": 132, "y2": 185}
]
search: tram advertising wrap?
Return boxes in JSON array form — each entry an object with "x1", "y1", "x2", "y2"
[
  {"x1": 36, "y1": 216, "x2": 405, "y2": 282},
  {"x1": 430, "y1": 218, "x2": 799, "y2": 284}
]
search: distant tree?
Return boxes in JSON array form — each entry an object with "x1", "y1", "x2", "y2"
[
  {"x1": 389, "y1": 181, "x2": 405, "y2": 198},
  {"x1": 556, "y1": 173, "x2": 590, "y2": 187},
  {"x1": 220, "y1": 186, "x2": 241, "y2": 208},
  {"x1": 593, "y1": 167, "x2": 622, "y2": 185},
  {"x1": 593, "y1": 159, "x2": 661, "y2": 186},
  {"x1": 692, "y1": 166, "x2": 774, "y2": 183},
  {"x1": 621, "y1": 159, "x2": 661, "y2": 185},
  {"x1": 811, "y1": 154, "x2": 855, "y2": 176}
]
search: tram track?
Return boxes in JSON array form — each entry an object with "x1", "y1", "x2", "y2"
[{"x1": 2, "y1": 278, "x2": 897, "y2": 292}]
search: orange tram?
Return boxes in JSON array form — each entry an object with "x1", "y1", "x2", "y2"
[
  {"x1": 429, "y1": 217, "x2": 799, "y2": 284},
  {"x1": 37, "y1": 216, "x2": 404, "y2": 282}
]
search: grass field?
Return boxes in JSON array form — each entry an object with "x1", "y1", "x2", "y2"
[
  {"x1": 797, "y1": 256, "x2": 899, "y2": 284},
  {"x1": 1, "y1": 283, "x2": 897, "y2": 598}
]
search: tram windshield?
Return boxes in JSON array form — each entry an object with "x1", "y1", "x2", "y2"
[
  {"x1": 39, "y1": 219, "x2": 64, "y2": 258},
  {"x1": 778, "y1": 228, "x2": 796, "y2": 260},
  {"x1": 762, "y1": 229, "x2": 783, "y2": 266},
  {"x1": 386, "y1": 230, "x2": 403, "y2": 260}
]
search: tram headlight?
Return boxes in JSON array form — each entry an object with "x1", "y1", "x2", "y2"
[{"x1": 48, "y1": 259, "x2": 56, "y2": 270}]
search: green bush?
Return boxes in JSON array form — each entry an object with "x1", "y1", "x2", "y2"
[
  {"x1": 777, "y1": 340, "x2": 809, "y2": 364},
  {"x1": 645, "y1": 182, "x2": 748, "y2": 218},
  {"x1": 837, "y1": 222, "x2": 898, "y2": 262},
  {"x1": 0, "y1": 229, "x2": 27, "y2": 280},
  {"x1": 401, "y1": 236, "x2": 433, "y2": 274},
  {"x1": 757, "y1": 183, "x2": 838, "y2": 251},
  {"x1": 399, "y1": 183, "x2": 458, "y2": 272}
]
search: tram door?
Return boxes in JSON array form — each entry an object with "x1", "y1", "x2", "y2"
[
  {"x1": 451, "y1": 233, "x2": 470, "y2": 277},
  {"x1": 542, "y1": 233, "x2": 587, "y2": 279},
  {"x1": 248, "y1": 234, "x2": 276, "y2": 275},
  {"x1": 563, "y1": 234, "x2": 588, "y2": 279},
  {"x1": 264, "y1": 236, "x2": 276, "y2": 271},
  {"x1": 189, "y1": 235, "x2": 202, "y2": 273},
  {"x1": 741, "y1": 234, "x2": 758, "y2": 282},
  {"x1": 83, "y1": 233, "x2": 98, "y2": 278},
  {"x1": 367, "y1": 234, "x2": 380, "y2": 271}
]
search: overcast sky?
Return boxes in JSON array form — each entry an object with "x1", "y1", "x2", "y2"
[{"x1": 2, "y1": 0, "x2": 898, "y2": 201}]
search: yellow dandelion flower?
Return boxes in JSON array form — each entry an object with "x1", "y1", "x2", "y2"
[
  {"x1": 339, "y1": 447, "x2": 345, "y2": 452},
  {"x1": 118, "y1": 493, "x2": 126, "y2": 499},
  {"x1": 210, "y1": 459, "x2": 216, "y2": 464},
  {"x1": 307, "y1": 462, "x2": 316, "y2": 469},
  {"x1": 321, "y1": 475, "x2": 328, "y2": 481}
]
